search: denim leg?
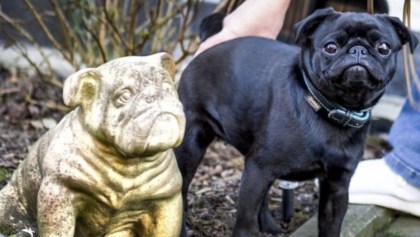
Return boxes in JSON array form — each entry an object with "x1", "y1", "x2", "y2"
[{"x1": 385, "y1": 67, "x2": 420, "y2": 188}]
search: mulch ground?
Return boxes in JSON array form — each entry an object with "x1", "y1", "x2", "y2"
[{"x1": 0, "y1": 68, "x2": 391, "y2": 236}]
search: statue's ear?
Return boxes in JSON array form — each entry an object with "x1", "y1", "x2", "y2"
[
  {"x1": 149, "y1": 52, "x2": 176, "y2": 80},
  {"x1": 63, "y1": 68, "x2": 101, "y2": 108}
]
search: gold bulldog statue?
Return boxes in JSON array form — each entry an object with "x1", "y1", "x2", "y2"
[{"x1": 0, "y1": 53, "x2": 186, "y2": 237}]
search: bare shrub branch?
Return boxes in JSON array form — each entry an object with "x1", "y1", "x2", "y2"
[{"x1": 0, "y1": 0, "x2": 201, "y2": 81}]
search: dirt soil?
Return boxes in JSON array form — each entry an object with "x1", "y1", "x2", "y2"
[{"x1": 0, "y1": 68, "x2": 392, "y2": 237}]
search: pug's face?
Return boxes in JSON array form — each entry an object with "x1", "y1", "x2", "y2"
[{"x1": 295, "y1": 8, "x2": 418, "y2": 109}]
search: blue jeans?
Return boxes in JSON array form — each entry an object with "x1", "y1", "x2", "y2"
[{"x1": 385, "y1": 67, "x2": 420, "y2": 188}]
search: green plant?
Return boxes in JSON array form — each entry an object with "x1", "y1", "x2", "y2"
[
  {"x1": 0, "y1": 225, "x2": 16, "y2": 236},
  {"x1": 0, "y1": 167, "x2": 12, "y2": 186}
]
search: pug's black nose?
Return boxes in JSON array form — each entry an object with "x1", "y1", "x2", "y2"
[{"x1": 348, "y1": 45, "x2": 367, "y2": 55}]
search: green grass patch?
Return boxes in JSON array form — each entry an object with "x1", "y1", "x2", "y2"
[
  {"x1": 0, "y1": 224, "x2": 17, "y2": 235},
  {"x1": 0, "y1": 167, "x2": 12, "y2": 189}
]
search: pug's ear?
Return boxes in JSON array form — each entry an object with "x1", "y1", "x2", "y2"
[
  {"x1": 63, "y1": 68, "x2": 101, "y2": 108},
  {"x1": 380, "y1": 15, "x2": 418, "y2": 53},
  {"x1": 294, "y1": 7, "x2": 339, "y2": 47}
]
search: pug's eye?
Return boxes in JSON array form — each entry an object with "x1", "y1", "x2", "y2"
[
  {"x1": 376, "y1": 42, "x2": 391, "y2": 55},
  {"x1": 323, "y1": 42, "x2": 339, "y2": 55},
  {"x1": 115, "y1": 90, "x2": 134, "y2": 106}
]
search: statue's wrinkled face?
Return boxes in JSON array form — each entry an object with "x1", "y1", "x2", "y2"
[
  {"x1": 63, "y1": 54, "x2": 186, "y2": 157},
  {"x1": 101, "y1": 61, "x2": 185, "y2": 157}
]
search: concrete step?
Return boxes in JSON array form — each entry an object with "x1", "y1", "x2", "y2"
[
  {"x1": 378, "y1": 215, "x2": 420, "y2": 237},
  {"x1": 289, "y1": 205, "x2": 396, "y2": 237}
]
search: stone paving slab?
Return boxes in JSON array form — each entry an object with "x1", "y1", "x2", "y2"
[
  {"x1": 380, "y1": 215, "x2": 420, "y2": 237},
  {"x1": 289, "y1": 205, "x2": 396, "y2": 237}
]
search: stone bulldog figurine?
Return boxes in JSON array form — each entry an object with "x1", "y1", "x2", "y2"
[{"x1": 0, "y1": 53, "x2": 186, "y2": 237}]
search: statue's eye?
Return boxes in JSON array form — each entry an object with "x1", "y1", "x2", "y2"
[
  {"x1": 115, "y1": 90, "x2": 134, "y2": 106},
  {"x1": 376, "y1": 42, "x2": 391, "y2": 56},
  {"x1": 323, "y1": 42, "x2": 339, "y2": 55}
]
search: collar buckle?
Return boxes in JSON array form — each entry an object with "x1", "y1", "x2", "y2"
[{"x1": 328, "y1": 109, "x2": 371, "y2": 128}]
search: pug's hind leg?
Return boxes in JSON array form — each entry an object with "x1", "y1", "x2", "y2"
[
  {"x1": 175, "y1": 121, "x2": 215, "y2": 202},
  {"x1": 174, "y1": 120, "x2": 215, "y2": 237},
  {"x1": 258, "y1": 185, "x2": 283, "y2": 235}
]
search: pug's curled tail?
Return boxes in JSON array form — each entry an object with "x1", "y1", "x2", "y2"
[{"x1": 199, "y1": 12, "x2": 225, "y2": 42}]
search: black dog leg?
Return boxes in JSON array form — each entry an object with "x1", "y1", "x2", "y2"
[
  {"x1": 317, "y1": 171, "x2": 353, "y2": 237},
  {"x1": 258, "y1": 184, "x2": 284, "y2": 234},
  {"x1": 175, "y1": 122, "x2": 215, "y2": 237},
  {"x1": 233, "y1": 159, "x2": 275, "y2": 237}
]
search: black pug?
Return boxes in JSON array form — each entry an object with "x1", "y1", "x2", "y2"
[{"x1": 175, "y1": 8, "x2": 418, "y2": 237}]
